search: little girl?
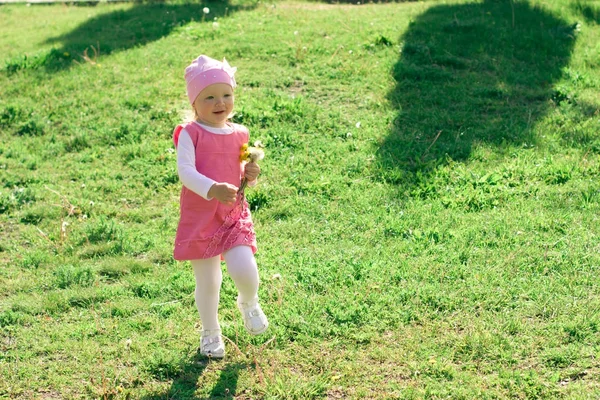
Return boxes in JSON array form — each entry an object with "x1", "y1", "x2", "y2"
[{"x1": 173, "y1": 55, "x2": 268, "y2": 358}]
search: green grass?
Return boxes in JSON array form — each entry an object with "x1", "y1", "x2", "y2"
[{"x1": 1, "y1": 0, "x2": 600, "y2": 398}]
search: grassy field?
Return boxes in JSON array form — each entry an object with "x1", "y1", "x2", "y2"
[{"x1": 1, "y1": 0, "x2": 600, "y2": 398}]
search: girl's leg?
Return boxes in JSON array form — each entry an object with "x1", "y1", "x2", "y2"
[
  {"x1": 222, "y1": 245, "x2": 259, "y2": 303},
  {"x1": 191, "y1": 256, "x2": 222, "y2": 332},
  {"x1": 223, "y1": 245, "x2": 268, "y2": 335}
]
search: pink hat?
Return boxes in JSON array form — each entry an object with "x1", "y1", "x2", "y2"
[{"x1": 185, "y1": 55, "x2": 237, "y2": 104}]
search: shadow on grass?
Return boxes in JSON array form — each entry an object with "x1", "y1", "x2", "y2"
[
  {"x1": 378, "y1": 0, "x2": 578, "y2": 184},
  {"x1": 203, "y1": 362, "x2": 248, "y2": 400},
  {"x1": 570, "y1": 0, "x2": 600, "y2": 25},
  {"x1": 5, "y1": 1, "x2": 255, "y2": 74},
  {"x1": 307, "y1": 0, "x2": 419, "y2": 3},
  {"x1": 142, "y1": 352, "x2": 247, "y2": 400}
]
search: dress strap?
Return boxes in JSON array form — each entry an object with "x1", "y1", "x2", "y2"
[
  {"x1": 173, "y1": 124, "x2": 184, "y2": 148},
  {"x1": 173, "y1": 122, "x2": 197, "y2": 148}
]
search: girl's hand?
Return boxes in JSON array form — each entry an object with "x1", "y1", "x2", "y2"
[
  {"x1": 244, "y1": 162, "x2": 260, "y2": 182},
  {"x1": 208, "y1": 182, "x2": 238, "y2": 205}
]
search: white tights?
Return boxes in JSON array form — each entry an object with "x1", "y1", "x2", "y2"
[{"x1": 191, "y1": 245, "x2": 259, "y2": 332}]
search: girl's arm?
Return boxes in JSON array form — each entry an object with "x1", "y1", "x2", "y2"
[{"x1": 176, "y1": 129, "x2": 216, "y2": 200}]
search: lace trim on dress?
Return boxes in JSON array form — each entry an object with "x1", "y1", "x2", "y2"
[{"x1": 202, "y1": 193, "x2": 256, "y2": 258}]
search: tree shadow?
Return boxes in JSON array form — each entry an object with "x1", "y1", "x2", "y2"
[
  {"x1": 141, "y1": 352, "x2": 247, "y2": 400},
  {"x1": 378, "y1": 0, "x2": 578, "y2": 185},
  {"x1": 28, "y1": 1, "x2": 254, "y2": 73},
  {"x1": 570, "y1": 0, "x2": 600, "y2": 25},
  {"x1": 308, "y1": 0, "x2": 418, "y2": 3}
]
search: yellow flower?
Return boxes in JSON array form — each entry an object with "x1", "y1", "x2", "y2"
[
  {"x1": 239, "y1": 143, "x2": 264, "y2": 163},
  {"x1": 239, "y1": 143, "x2": 250, "y2": 162}
]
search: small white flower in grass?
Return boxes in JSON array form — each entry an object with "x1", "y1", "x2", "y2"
[
  {"x1": 81, "y1": 184, "x2": 86, "y2": 188},
  {"x1": 355, "y1": 121, "x2": 361, "y2": 128},
  {"x1": 294, "y1": 31, "x2": 299, "y2": 35},
  {"x1": 349, "y1": 50, "x2": 353, "y2": 54},
  {"x1": 272, "y1": 273, "x2": 282, "y2": 280},
  {"x1": 125, "y1": 338, "x2": 132, "y2": 350},
  {"x1": 203, "y1": 7, "x2": 210, "y2": 14},
  {"x1": 213, "y1": 22, "x2": 219, "y2": 29},
  {"x1": 89, "y1": 201, "x2": 95, "y2": 206},
  {"x1": 61, "y1": 221, "x2": 68, "y2": 241}
]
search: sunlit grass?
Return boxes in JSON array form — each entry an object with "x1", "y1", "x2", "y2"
[{"x1": 1, "y1": 0, "x2": 600, "y2": 398}]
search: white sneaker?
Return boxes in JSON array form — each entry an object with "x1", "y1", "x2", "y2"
[
  {"x1": 237, "y1": 297, "x2": 269, "y2": 335},
  {"x1": 200, "y1": 329, "x2": 225, "y2": 359}
]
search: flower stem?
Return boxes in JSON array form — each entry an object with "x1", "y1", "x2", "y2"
[{"x1": 238, "y1": 178, "x2": 248, "y2": 194}]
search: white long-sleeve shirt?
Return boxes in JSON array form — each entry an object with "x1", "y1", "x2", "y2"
[{"x1": 177, "y1": 121, "x2": 254, "y2": 200}]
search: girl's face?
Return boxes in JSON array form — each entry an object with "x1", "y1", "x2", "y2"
[{"x1": 193, "y1": 83, "x2": 234, "y2": 128}]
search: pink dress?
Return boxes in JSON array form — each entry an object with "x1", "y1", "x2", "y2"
[{"x1": 173, "y1": 122, "x2": 257, "y2": 260}]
